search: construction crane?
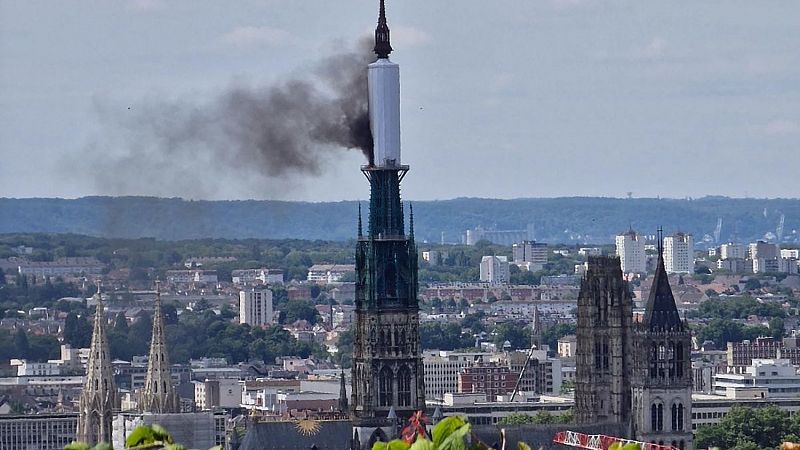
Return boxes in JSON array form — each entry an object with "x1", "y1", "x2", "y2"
[{"x1": 552, "y1": 430, "x2": 678, "y2": 450}]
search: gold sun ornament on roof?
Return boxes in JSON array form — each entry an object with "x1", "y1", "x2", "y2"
[{"x1": 295, "y1": 418, "x2": 322, "y2": 436}]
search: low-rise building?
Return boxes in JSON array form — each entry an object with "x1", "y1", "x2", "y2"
[
  {"x1": 458, "y1": 363, "x2": 518, "y2": 401},
  {"x1": 713, "y1": 358, "x2": 800, "y2": 398},
  {"x1": 0, "y1": 413, "x2": 78, "y2": 450},
  {"x1": 17, "y1": 257, "x2": 104, "y2": 277},
  {"x1": 232, "y1": 268, "x2": 284, "y2": 285},
  {"x1": 165, "y1": 270, "x2": 218, "y2": 284},
  {"x1": 10, "y1": 359, "x2": 61, "y2": 376},
  {"x1": 306, "y1": 264, "x2": 356, "y2": 284}
]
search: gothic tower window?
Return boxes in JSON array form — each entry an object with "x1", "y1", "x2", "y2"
[
  {"x1": 671, "y1": 403, "x2": 678, "y2": 430},
  {"x1": 678, "y1": 403, "x2": 684, "y2": 430},
  {"x1": 651, "y1": 402, "x2": 664, "y2": 431},
  {"x1": 379, "y1": 367, "x2": 393, "y2": 407},
  {"x1": 602, "y1": 338, "x2": 610, "y2": 371},
  {"x1": 398, "y1": 366, "x2": 411, "y2": 407},
  {"x1": 658, "y1": 343, "x2": 666, "y2": 378},
  {"x1": 676, "y1": 343, "x2": 684, "y2": 378}
]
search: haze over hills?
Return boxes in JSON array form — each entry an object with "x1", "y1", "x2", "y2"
[{"x1": 0, "y1": 196, "x2": 797, "y2": 245}]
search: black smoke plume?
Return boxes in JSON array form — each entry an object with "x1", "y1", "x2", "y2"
[{"x1": 83, "y1": 40, "x2": 374, "y2": 199}]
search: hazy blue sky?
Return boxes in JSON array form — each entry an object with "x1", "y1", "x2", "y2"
[{"x1": 1, "y1": 0, "x2": 798, "y2": 201}]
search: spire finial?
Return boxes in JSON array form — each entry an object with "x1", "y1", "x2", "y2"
[
  {"x1": 657, "y1": 226, "x2": 664, "y2": 257},
  {"x1": 374, "y1": 0, "x2": 392, "y2": 59}
]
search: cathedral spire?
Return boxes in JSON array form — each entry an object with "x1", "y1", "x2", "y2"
[
  {"x1": 374, "y1": 0, "x2": 392, "y2": 59},
  {"x1": 140, "y1": 280, "x2": 179, "y2": 413},
  {"x1": 76, "y1": 282, "x2": 118, "y2": 445},
  {"x1": 644, "y1": 227, "x2": 683, "y2": 332},
  {"x1": 339, "y1": 369, "x2": 349, "y2": 413}
]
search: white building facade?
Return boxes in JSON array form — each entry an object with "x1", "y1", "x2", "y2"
[
  {"x1": 664, "y1": 233, "x2": 694, "y2": 274},
  {"x1": 616, "y1": 230, "x2": 647, "y2": 274},
  {"x1": 480, "y1": 256, "x2": 510, "y2": 284},
  {"x1": 238, "y1": 289, "x2": 274, "y2": 327}
]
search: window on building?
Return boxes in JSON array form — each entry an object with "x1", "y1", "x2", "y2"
[
  {"x1": 678, "y1": 403, "x2": 684, "y2": 430},
  {"x1": 379, "y1": 367, "x2": 393, "y2": 407},
  {"x1": 398, "y1": 367, "x2": 412, "y2": 407}
]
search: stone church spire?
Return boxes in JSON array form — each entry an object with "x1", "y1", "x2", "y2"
[
  {"x1": 76, "y1": 283, "x2": 118, "y2": 445},
  {"x1": 631, "y1": 228, "x2": 693, "y2": 449},
  {"x1": 140, "y1": 280, "x2": 179, "y2": 413}
]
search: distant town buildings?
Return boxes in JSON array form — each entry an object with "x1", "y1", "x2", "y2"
[
  {"x1": 239, "y1": 289, "x2": 274, "y2": 327},
  {"x1": 664, "y1": 232, "x2": 695, "y2": 274},
  {"x1": 615, "y1": 229, "x2": 646, "y2": 274},
  {"x1": 479, "y1": 256, "x2": 510, "y2": 284}
]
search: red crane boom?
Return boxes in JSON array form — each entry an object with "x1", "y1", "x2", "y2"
[{"x1": 552, "y1": 430, "x2": 678, "y2": 450}]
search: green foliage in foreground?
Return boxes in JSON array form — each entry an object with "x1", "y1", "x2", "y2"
[
  {"x1": 373, "y1": 414, "x2": 535, "y2": 450},
  {"x1": 695, "y1": 405, "x2": 800, "y2": 450}
]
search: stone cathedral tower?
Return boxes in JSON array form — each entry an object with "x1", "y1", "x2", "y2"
[
  {"x1": 631, "y1": 232, "x2": 692, "y2": 449},
  {"x1": 140, "y1": 281, "x2": 179, "y2": 413},
  {"x1": 76, "y1": 286, "x2": 119, "y2": 445},
  {"x1": 575, "y1": 256, "x2": 633, "y2": 425},
  {"x1": 351, "y1": 1, "x2": 425, "y2": 446}
]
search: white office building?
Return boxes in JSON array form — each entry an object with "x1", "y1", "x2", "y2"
[
  {"x1": 664, "y1": 232, "x2": 694, "y2": 274},
  {"x1": 480, "y1": 256, "x2": 510, "y2": 284},
  {"x1": 615, "y1": 229, "x2": 646, "y2": 274},
  {"x1": 239, "y1": 289, "x2": 273, "y2": 327},
  {"x1": 713, "y1": 359, "x2": 800, "y2": 398}
]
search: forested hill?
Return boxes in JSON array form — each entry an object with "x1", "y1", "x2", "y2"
[{"x1": 0, "y1": 196, "x2": 797, "y2": 245}]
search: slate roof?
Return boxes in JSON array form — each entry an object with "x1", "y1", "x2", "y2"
[
  {"x1": 643, "y1": 253, "x2": 684, "y2": 332},
  {"x1": 238, "y1": 419, "x2": 354, "y2": 450}
]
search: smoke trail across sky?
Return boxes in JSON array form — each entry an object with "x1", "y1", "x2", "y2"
[{"x1": 80, "y1": 39, "x2": 373, "y2": 199}]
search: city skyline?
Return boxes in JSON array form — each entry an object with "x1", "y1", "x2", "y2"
[{"x1": 1, "y1": 1, "x2": 799, "y2": 201}]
